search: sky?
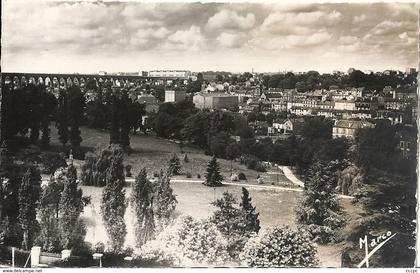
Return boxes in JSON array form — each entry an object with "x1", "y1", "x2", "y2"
[{"x1": 2, "y1": 1, "x2": 419, "y2": 74}]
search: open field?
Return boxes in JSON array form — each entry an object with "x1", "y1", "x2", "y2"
[{"x1": 49, "y1": 125, "x2": 295, "y2": 187}]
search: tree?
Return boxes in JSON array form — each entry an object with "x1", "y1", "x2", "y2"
[
  {"x1": 59, "y1": 165, "x2": 85, "y2": 250},
  {"x1": 80, "y1": 146, "x2": 113, "y2": 187},
  {"x1": 119, "y1": 91, "x2": 131, "y2": 149},
  {"x1": 36, "y1": 179, "x2": 63, "y2": 253},
  {"x1": 153, "y1": 170, "x2": 178, "y2": 232},
  {"x1": 109, "y1": 94, "x2": 120, "y2": 145},
  {"x1": 100, "y1": 147, "x2": 127, "y2": 252},
  {"x1": 296, "y1": 159, "x2": 345, "y2": 243},
  {"x1": 204, "y1": 156, "x2": 223, "y2": 187},
  {"x1": 241, "y1": 226, "x2": 318, "y2": 267},
  {"x1": 183, "y1": 154, "x2": 189, "y2": 163},
  {"x1": 131, "y1": 168, "x2": 155, "y2": 247},
  {"x1": 18, "y1": 166, "x2": 41, "y2": 250},
  {"x1": 168, "y1": 154, "x2": 181, "y2": 176},
  {"x1": 67, "y1": 86, "x2": 85, "y2": 148},
  {"x1": 56, "y1": 89, "x2": 69, "y2": 146},
  {"x1": 240, "y1": 187, "x2": 260, "y2": 234},
  {"x1": 226, "y1": 143, "x2": 241, "y2": 176}
]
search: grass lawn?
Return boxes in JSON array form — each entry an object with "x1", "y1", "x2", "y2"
[
  {"x1": 49, "y1": 125, "x2": 295, "y2": 187},
  {"x1": 80, "y1": 180, "x2": 359, "y2": 267}
]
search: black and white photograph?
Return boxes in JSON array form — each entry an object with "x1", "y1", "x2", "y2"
[{"x1": 0, "y1": 0, "x2": 418, "y2": 269}]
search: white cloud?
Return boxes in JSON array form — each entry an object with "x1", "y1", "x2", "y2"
[
  {"x1": 167, "y1": 26, "x2": 206, "y2": 50},
  {"x1": 206, "y1": 10, "x2": 255, "y2": 30},
  {"x1": 217, "y1": 32, "x2": 247, "y2": 48}
]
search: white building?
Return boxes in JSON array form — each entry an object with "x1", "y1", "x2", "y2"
[
  {"x1": 165, "y1": 90, "x2": 186, "y2": 103},
  {"x1": 149, "y1": 70, "x2": 191, "y2": 78}
]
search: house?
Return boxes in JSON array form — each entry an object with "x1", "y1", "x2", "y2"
[
  {"x1": 272, "y1": 118, "x2": 305, "y2": 135},
  {"x1": 334, "y1": 99, "x2": 356, "y2": 111},
  {"x1": 165, "y1": 90, "x2": 186, "y2": 103},
  {"x1": 332, "y1": 119, "x2": 375, "y2": 139},
  {"x1": 396, "y1": 126, "x2": 416, "y2": 159},
  {"x1": 193, "y1": 92, "x2": 238, "y2": 110}
]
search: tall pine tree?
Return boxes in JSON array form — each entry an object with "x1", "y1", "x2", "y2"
[
  {"x1": 204, "y1": 156, "x2": 223, "y2": 187},
  {"x1": 240, "y1": 187, "x2": 260, "y2": 234},
  {"x1": 18, "y1": 166, "x2": 41, "y2": 250},
  {"x1": 56, "y1": 89, "x2": 69, "y2": 146},
  {"x1": 154, "y1": 170, "x2": 177, "y2": 231},
  {"x1": 296, "y1": 159, "x2": 344, "y2": 243},
  {"x1": 119, "y1": 91, "x2": 131, "y2": 149},
  {"x1": 131, "y1": 168, "x2": 155, "y2": 247},
  {"x1": 100, "y1": 147, "x2": 127, "y2": 252},
  {"x1": 109, "y1": 94, "x2": 120, "y2": 145},
  {"x1": 67, "y1": 86, "x2": 84, "y2": 148},
  {"x1": 59, "y1": 165, "x2": 85, "y2": 250}
]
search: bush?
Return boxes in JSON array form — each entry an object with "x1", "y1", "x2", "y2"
[
  {"x1": 238, "y1": 172, "x2": 247, "y2": 180},
  {"x1": 240, "y1": 226, "x2": 318, "y2": 267},
  {"x1": 197, "y1": 174, "x2": 201, "y2": 179},
  {"x1": 240, "y1": 155, "x2": 266, "y2": 172},
  {"x1": 92, "y1": 242, "x2": 105, "y2": 253},
  {"x1": 186, "y1": 172, "x2": 192, "y2": 178},
  {"x1": 136, "y1": 216, "x2": 230, "y2": 266}
]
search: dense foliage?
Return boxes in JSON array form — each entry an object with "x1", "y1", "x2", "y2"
[
  {"x1": 137, "y1": 216, "x2": 230, "y2": 266},
  {"x1": 204, "y1": 156, "x2": 223, "y2": 187},
  {"x1": 100, "y1": 147, "x2": 127, "y2": 252},
  {"x1": 240, "y1": 226, "x2": 319, "y2": 267},
  {"x1": 296, "y1": 159, "x2": 345, "y2": 243}
]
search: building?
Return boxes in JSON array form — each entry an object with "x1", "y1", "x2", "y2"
[
  {"x1": 193, "y1": 92, "x2": 238, "y2": 110},
  {"x1": 332, "y1": 120, "x2": 375, "y2": 139},
  {"x1": 165, "y1": 90, "x2": 186, "y2": 103},
  {"x1": 334, "y1": 100, "x2": 356, "y2": 111},
  {"x1": 405, "y1": 67, "x2": 417, "y2": 75},
  {"x1": 149, "y1": 70, "x2": 191, "y2": 78}
]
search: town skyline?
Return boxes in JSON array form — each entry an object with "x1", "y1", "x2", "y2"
[{"x1": 2, "y1": 1, "x2": 418, "y2": 74}]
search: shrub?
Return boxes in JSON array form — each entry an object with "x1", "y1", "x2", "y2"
[
  {"x1": 136, "y1": 216, "x2": 230, "y2": 266},
  {"x1": 238, "y1": 172, "x2": 247, "y2": 180},
  {"x1": 240, "y1": 155, "x2": 266, "y2": 172},
  {"x1": 92, "y1": 242, "x2": 105, "y2": 253},
  {"x1": 197, "y1": 174, "x2": 201, "y2": 179},
  {"x1": 186, "y1": 172, "x2": 192, "y2": 178},
  {"x1": 240, "y1": 226, "x2": 319, "y2": 267}
]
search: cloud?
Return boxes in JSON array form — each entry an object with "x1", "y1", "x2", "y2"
[
  {"x1": 260, "y1": 10, "x2": 341, "y2": 35},
  {"x1": 206, "y1": 10, "x2": 255, "y2": 30},
  {"x1": 217, "y1": 32, "x2": 247, "y2": 48},
  {"x1": 2, "y1": 2, "x2": 418, "y2": 73},
  {"x1": 167, "y1": 26, "x2": 206, "y2": 51}
]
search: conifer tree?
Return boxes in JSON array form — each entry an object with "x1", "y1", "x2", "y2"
[
  {"x1": 18, "y1": 166, "x2": 41, "y2": 250},
  {"x1": 56, "y1": 89, "x2": 69, "y2": 146},
  {"x1": 68, "y1": 86, "x2": 84, "y2": 148},
  {"x1": 154, "y1": 170, "x2": 177, "y2": 231},
  {"x1": 131, "y1": 168, "x2": 155, "y2": 247},
  {"x1": 109, "y1": 94, "x2": 120, "y2": 145},
  {"x1": 168, "y1": 154, "x2": 181, "y2": 175},
  {"x1": 59, "y1": 165, "x2": 85, "y2": 249},
  {"x1": 204, "y1": 156, "x2": 223, "y2": 187},
  {"x1": 37, "y1": 180, "x2": 63, "y2": 252},
  {"x1": 240, "y1": 187, "x2": 260, "y2": 234},
  {"x1": 101, "y1": 148, "x2": 127, "y2": 252},
  {"x1": 119, "y1": 91, "x2": 131, "y2": 149},
  {"x1": 296, "y1": 159, "x2": 344, "y2": 243}
]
